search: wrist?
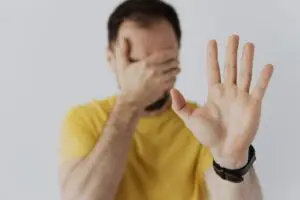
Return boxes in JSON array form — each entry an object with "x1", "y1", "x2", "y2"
[
  {"x1": 213, "y1": 151, "x2": 249, "y2": 169},
  {"x1": 116, "y1": 95, "x2": 144, "y2": 116},
  {"x1": 212, "y1": 145, "x2": 256, "y2": 183}
]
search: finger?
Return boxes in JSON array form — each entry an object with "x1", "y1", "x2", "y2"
[
  {"x1": 207, "y1": 40, "x2": 221, "y2": 87},
  {"x1": 154, "y1": 59, "x2": 179, "y2": 74},
  {"x1": 160, "y1": 67, "x2": 181, "y2": 82},
  {"x1": 238, "y1": 43, "x2": 254, "y2": 93},
  {"x1": 146, "y1": 49, "x2": 179, "y2": 65},
  {"x1": 251, "y1": 64, "x2": 274, "y2": 100},
  {"x1": 162, "y1": 78, "x2": 177, "y2": 91},
  {"x1": 115, "y1": 37, "x2": 130, "y2": 67},
  {"x1": 170, "y1": 88, "x2": 194, "y2": 123},
  {"x1": 224, "y1": 34, "x2": 239, "y2": 86}
]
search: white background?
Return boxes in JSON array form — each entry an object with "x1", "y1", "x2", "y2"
[{"x1": 0, "y1": 0, "x2": 299, "y2": 199}]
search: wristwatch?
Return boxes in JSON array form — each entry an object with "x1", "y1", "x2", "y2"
[{"x1": 212, "y1": 145, "x2": 256, "y2": 183}]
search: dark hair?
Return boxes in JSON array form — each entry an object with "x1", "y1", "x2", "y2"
[{"x1": 107, "y1": 0, "x2": 181, "y2": 47}]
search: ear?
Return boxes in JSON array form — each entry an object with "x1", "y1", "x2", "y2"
[{"x1": 106, "y1": 47, "x2": 116, "y2": 72}]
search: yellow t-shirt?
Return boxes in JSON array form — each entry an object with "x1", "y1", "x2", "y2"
[{"x1": 60, "y1": 96, "x2": 213, "y2": 200}]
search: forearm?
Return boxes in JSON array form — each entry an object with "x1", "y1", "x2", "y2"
[
  {"x1": 205, "y1": 167, "x2": 262, "y2": 200},
  {"x1": 63, "y1": 97, "x2": 141, "y2": 200}
]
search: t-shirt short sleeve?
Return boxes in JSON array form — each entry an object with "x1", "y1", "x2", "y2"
[
  {"x1": 59, "y1": 105, "x2": 98, "y2": 163},
  {"x1": 199, "y1": 145, "x2": 213, "y2": 173}
]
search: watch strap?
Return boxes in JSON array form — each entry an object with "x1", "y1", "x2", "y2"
[{"x1": 213, "y1": 145, "x2": 256, "y2": 183}]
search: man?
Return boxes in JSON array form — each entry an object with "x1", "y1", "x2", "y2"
[{"x1": 59, "y1": 0, "x2": 274, "y2": 200}]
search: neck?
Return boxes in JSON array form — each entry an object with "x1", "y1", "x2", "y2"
[{"x1": 140, "y1": 98, "x2": 172, "y2": 117}]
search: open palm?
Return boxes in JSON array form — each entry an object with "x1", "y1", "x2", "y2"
[{"x1": 171, "y1": 35, "x2": 274, "y2": 165}]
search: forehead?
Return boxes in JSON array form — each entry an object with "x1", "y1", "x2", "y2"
[{"x1": 117, "y1": 20, "x2": 178, "y2": 60}]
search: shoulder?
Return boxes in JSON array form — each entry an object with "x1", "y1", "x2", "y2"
[
  {"x1": 61, "y1": 96, "x2": 117, "y2": 136},
  {"x1": 59, "y1": 96, "x2": 117, "y2": 162},
  {"x1": 64, "y1": 96, "x2": 116, "y2": 120}
]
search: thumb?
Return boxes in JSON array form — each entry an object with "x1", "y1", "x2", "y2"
[
  {"x1": 170, "y1": 88, "x2": 195, "y2": 123},
  {"x1": 116, "y1": 37, "x2": 130, "y2": 66}
]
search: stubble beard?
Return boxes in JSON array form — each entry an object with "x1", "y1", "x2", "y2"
[{"x1": 144, "y1": 92, "x2": 170, "y2": 112}]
